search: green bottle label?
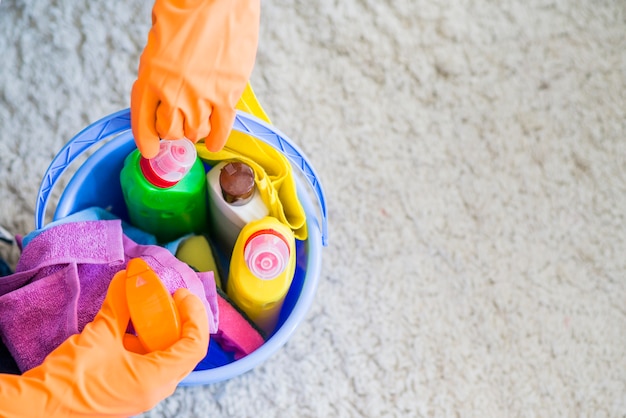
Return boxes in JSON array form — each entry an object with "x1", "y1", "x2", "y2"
[{"x1": 120, "y1": 150, "x2": 208, "y2": 243}]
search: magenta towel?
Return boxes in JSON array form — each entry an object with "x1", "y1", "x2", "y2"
[{"x1": 0, "y1": 219, "x2": 218, "y2": 372}]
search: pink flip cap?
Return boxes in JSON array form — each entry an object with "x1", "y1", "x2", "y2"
[
  {"x1": 244, "y1": 231, "x2": 290, "y2": 280},
  {"x1": 147, "y1": 139, "x2": 197, "y2": 184}
]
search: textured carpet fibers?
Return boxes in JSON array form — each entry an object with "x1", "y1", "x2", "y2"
[{"x1": 1, "y1": 1, "x2": 625, "y2": 417}]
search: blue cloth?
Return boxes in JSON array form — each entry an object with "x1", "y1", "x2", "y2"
[
  {"x1": 0, "y1": 258, "x2": 11, "y2": 277},
  {"x1": 22, "y1": 207, "x2": 157, "y2": 248}
]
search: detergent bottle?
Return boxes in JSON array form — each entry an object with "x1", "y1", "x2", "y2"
[
  {"x1": 206, "y1": 161, "x2": 269, "y2": 255},
  {"x1": 123, "y1": 257, "x2": 181, "y2": 352},
  {"x1": 120, "y1": 138, "x2": 208, "y2": 243},
  {"x1": 226, "y1": 216, "x2": 296, "y2": 336}
]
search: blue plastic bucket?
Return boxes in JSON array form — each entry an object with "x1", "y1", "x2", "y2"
[{"x1": 35, "y1": 109, "x2": 328, "y2": 385}]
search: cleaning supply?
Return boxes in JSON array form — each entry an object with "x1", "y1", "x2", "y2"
[
  {"x1": 196, "y1": 130, "x2": 308, "y2": 241},
  {"x1": 212, "y1": 288, "x2": 265, "y2": 359},
  {"x1": 131, "y1": 0, "x2": 260, "y2": 158},
  {"x1": 0, "y1": 272, "x2": 209, "y2": 418},
  {"x1": 120, "y1": 138, "x2": 208, "y2": 243},
  {"x1": 207, "y1": 161, "x2": 269, "y2": 255},
  {"x1": 0, "y1": 218, "x2": 219, "y2": 372},
  {"x1": 226, "y1": 216, "x2": 296, "y2": 336},
  {"x1": 124, "y1": 257, "x2": 181, "y2": 352},
  {"x1": 175, "y1": 234, "x2": 223, "y2": 289}
]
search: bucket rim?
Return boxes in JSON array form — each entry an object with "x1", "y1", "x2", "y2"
[{"x1": 35, "y1": 108, "x2": 328, "y2": 246}]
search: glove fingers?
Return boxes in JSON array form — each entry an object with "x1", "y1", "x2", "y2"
[
  {"x1": 183, "y1": 105, "x2": 211, "y2": 142},
  {"x1": 155, "y1": 103, "x2": 185, "y2": 140},
  {"x1": 205, "y1": 105, "x2": 237, "y2": 152},
  {"x1": 119, "y1": 291, "x2": 208, "y2": 404},
  {"x1": 137, "y1": 289, "x2": 209, "y2": 382},
  {"x1": 172, "y1": 287, "x2": 194, "y2": 305},
  {"x1": 171, "y1": 288, "x2": 210, "y2": 355},
  {"x1": 131, "y1": 81, "x2": 161, "y2": 159}
]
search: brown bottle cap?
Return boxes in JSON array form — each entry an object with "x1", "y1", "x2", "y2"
[{"x1": 219, "y1": 162, "x2": 255, "y2": 206}]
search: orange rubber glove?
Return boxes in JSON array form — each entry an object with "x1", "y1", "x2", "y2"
[
  {"x1": 0, "y1": 271, "x2": 209, "y2": 418},
  {"x1": 131, "y1": 0, "x2": 261, "y2": 158}
]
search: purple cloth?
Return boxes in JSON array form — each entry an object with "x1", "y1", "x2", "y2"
[{"x1": 0, "y1": 219, "x2": 218, "y2": 372}]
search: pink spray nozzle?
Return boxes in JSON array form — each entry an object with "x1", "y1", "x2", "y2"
[
  {"x1": 146, "y1": 139, "x2": 197, "y2": 186},
  {"x1": 244, "y1": 230, "x2": 291, "y2": 280}
]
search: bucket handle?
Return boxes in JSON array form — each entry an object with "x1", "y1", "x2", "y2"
[{"x1": 35, "y1": 108, "x2": 328, "y2": 246}]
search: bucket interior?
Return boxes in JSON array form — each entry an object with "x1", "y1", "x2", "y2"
[{"x1": 51, "y1": 131, "x2": 322, "y2": 385}]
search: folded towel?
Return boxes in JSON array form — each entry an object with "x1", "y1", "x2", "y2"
[
  {"x1": 196, "y1": 130, "x2": 308, "y2": 240},
  {"x1": 0, "y1": 219, "x2": 218, "y2": 372}
]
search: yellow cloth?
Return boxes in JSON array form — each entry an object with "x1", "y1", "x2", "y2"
[
  {"x1": 236, "y1": 82, "x2": 272, "y2": 124},
  {"x1": 196, "y1": 130, "x2": 307, "y2": 241}
]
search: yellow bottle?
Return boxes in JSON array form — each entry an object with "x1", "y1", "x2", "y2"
[{"x1": 226, "y1": 217, "x2": 296, "y2": 336}]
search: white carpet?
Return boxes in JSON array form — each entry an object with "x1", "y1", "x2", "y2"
[{"x1": 1, "y1": 0, "x2": 626, "y2": 417}]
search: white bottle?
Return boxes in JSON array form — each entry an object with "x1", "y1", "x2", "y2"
[{"x1": 207, "y1": 161, "x2": 269, "y2": 255}]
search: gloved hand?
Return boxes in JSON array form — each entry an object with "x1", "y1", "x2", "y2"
[
  {"x1": 131, "y1": 0, "x2": 261, "y2": 159},
  {"x1": 0, "y1": 270, "x2": 209, "y2": 417}
]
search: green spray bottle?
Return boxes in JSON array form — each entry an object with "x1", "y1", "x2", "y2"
[{"x1": 120, "y1": 138, "x2": 208, "y2": 243}]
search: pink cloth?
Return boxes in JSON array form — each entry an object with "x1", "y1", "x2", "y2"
[
  {"x1": 0, "y1": 219, "x2": 218, "y2": 372},
  {"x1": 213, "y1": 292, "x2": 265, "y2": 360}
]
